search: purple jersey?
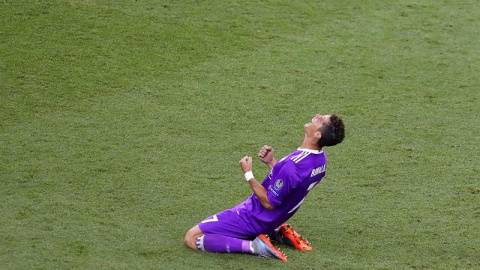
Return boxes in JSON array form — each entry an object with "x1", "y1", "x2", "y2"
[{"x1": 233, "y1": 148, "x2": 327, "y2": 235}]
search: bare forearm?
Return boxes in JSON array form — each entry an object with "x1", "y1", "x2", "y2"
[
  {"x1": 248, "y1": 178, "x2": 274, "y2": 210},
  {"x1": 266, "y1": 159, "x2": 277, "y2": 169},
  {"x1": 239, "y1": 155, "x2": 274, "y2": 210}
]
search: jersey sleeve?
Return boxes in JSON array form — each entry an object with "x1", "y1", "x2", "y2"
[{"x1": 266, "y1": 162, "x2": 299, "y2": 208}]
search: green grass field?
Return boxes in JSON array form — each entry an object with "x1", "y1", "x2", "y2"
[{"x1": 1, "y1": 0, "x2": 479, "y2": 269}]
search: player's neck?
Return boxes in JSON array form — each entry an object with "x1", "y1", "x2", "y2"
[{"x1": 300, "y1": 138, "x2": 322, "y2": 151}]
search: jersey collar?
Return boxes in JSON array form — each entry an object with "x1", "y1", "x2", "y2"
[{"x1": 297, "y1": 148, "x2": 324, "y2": 154}]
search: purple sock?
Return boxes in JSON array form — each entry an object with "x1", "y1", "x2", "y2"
[{"x1": 196, "y1": 235, "x2": 252, "y2": 253}]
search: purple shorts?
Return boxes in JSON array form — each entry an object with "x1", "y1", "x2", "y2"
[{"x1": 198, "y1": 208, "x2": 257, "y2": 240}]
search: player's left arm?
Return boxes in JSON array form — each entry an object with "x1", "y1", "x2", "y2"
[{"x1": 239, "y1": 156, "x2": 274, "y2": 210}]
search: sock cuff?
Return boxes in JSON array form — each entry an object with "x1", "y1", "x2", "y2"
[{"x1": 196, "y1": 235, "x2": 205, "y2": 251}]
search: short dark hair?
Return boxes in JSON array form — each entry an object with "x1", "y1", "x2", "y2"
[{"x1": 317, "y1": 114, "x2": 345, "y2": 147}]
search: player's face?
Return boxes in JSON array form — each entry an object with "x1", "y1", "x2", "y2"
[{"x1": 304, "y1": 114, "x2": 331, "y2": 131}]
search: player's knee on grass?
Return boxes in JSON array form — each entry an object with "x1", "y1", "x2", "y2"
[{"x1": 184, "y1": 225, "x2": 203, "y2": 250}]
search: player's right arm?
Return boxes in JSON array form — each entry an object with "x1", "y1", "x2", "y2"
[
  {"x1": 247, "y1": 177, "x2": 274, "y2": 210},
  {"x1": 258, "y1": 145, "x2": 277, "y2": 169},
  {"x1": 239, "y1": 156, "x2": 274, "y2": 210}
]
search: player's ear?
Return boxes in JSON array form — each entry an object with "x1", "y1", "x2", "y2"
[{"x1": 315, "y1": 130, "x2": 322, "y2": 140}]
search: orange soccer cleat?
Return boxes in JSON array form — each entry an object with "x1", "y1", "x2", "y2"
[
  {"x1": 279, "y1": 224, "x2": 313, "y2": 251},
  {"x1": 252, "y1": 234, "x2": 288, "y2": 262}
]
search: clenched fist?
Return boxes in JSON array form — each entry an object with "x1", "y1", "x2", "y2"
[
  {"x1": 239, "y1": 156, "x2": 253, "y2": 173},
  {"x1": 258, "y1": 145, "x2": 275, "y2": 166}
]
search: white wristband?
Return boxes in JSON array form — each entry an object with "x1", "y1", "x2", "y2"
[{"x1": 244, "y1": 171, "x2": 254, "y2": 182}]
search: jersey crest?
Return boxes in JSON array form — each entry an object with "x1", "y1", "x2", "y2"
[{"x1": 274, "y1": 179, "x2": 283, "y2": 190}]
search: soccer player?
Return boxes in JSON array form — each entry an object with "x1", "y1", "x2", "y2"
[{"x1": 184, "y1": 114, "x2": 345, "y2": 261}]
